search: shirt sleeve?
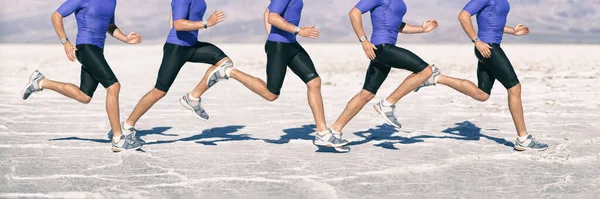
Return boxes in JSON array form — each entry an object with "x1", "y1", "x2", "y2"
[
  {"x1": 355, "y1": 0, "x2": 384, "y2": 14},
  {"x1": 171, "y1": 0, "x2": 191, "y2": 21},
  {"x1": 268, "y1": 0, "x2": 291, "y2": 15},
  {"x1": 463, "y1": 0, "x2": 490, "y2": 16},
  {"x1": 110, "y1": 16, "x2": 115, "y2": 24},
  {"x1": 56, "y1": 0, "x2": 87, "y2": 17}
]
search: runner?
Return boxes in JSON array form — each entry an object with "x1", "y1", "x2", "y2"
[
  {"x1": 329, "y1": 0, "x2": 438, "y2": 137},
  {"x1": 123, "y1": 0, "x2": 348, "y2": 150},
  {"x1": 414, "y1": 0, "x2": 548, "y2": 151},
  {"x1": 21, "y1": 0, "x2": 144, "y2": 152}
]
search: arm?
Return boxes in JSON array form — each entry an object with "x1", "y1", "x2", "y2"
[
  {"x1": 107, "y1": 24, "x2": 142, "y2": 44},
  {"x1": 53, "y1": 0, "x2": 85, "y2": 62},
  {"x1": 349, "y1": 7, "x2": 377, "y2": 60},
  {"x1": 401, "y1": 20, "x2": 438, "y2": 34},
  {"x1": 504, "y1": 24, "x2": 530, "y2": 36},
  {"x1": 263, "y1": 8, "x2": 271, "y2": 35},
  {"x1": 267, "y1": 0, "x2": 319, "y2": 38},
  {"x1": 458, "y1": 10, "x2": 478, "y2": 41},
  {"x1": 503, "y1": 25, "x2": 515, "y2": 35},
  {"x1": 169, "y1": 12, "x2": 173, "y2": 29},
  {"x1": 172, "y1": 0, "x2": 224, "y2": 31}
]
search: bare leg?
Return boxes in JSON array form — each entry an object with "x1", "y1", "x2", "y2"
[
  {"x1": 305, "y1": 77, "x2": 327, "y2": 132},
  {"x1": 189, "y1": 64, "x2": 218, "y2": 98},
  {"x1": 105, "y1": 82, "x2": 123, "y2": 137},
  {"x1": 331, "y1": 90, "x2": 375, "y2": 132},
  {"x1": 230, "y1": 68, "x2": 278, "y2": 101},
  {"x1": 42, "y1": 78, "x2": 91, "y2": 104},
  {"x1": 125, "y1": 88, "x2": 167, "y2": 126},
  {"x1": 386, "y1": 66, "x2": 433, "y2": 104},
  {"x1": 436, "y1": 75, "x2": 490, "y2": 102},
  {"x1": 507, "y1": 83, "x2": 527, "y2": 137}
]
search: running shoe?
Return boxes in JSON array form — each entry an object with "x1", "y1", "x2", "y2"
[
  {"x1": 111, "y1": 134, "x2": 143, "y2": 152},
  {"x1": 314, "y1": 129, "x2": 349, "y2": 147},
  {"x1": 207, "y1": 62, "x2": 233, "y2": 87},
  {"x1": 373, "y1": 100, "x2": 402, "y2": 128},
  {"x1": 22, "y1": 70, "x2": 45, "y2": 100},
  {"x1": 514, "y1": 135, "x2": 548, "y2": 151},
  {"x1": 179, "y1": 94, "x2": 209, "y2": 120},
  {"x1": 415, "y1": 65, "x2": 440, "y2": 92}
]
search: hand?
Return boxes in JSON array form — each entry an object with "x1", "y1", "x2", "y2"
[
  {"x1": 126, "y1": 32, "x2": 142, "y2": 44},
  {"x1": 475, "y1": 40, "x2": 492, "y2": 58},
  {"x1": 63, "y1": 41, "x2": 78, "y2": 62},
  {"x1": 298, "y1": 25, "x2": 320, "y2": 39},
  {"x1": 361, "y1": 40, "x2": 378, "y2": 60},
  {"x1": 422, "y1": 20, "x2": 439, "y2": 33},
  {"x1": 513, "y1": 24, "x2": 530, "y2": 36},
  {"x1": 206, "y1": 10, "x2": 225, "y2": 27}
]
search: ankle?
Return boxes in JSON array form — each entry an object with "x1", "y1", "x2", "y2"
[
  {"x1": 188, "y1": 93, "x2": 200, "y2": 101},
  {"x1": 382, "y1": 99, "x2": 394, "y2": 106}
]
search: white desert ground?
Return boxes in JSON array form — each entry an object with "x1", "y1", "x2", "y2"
[{"x1": 0, "y1": 44, "x2": 599, "y2": 198}]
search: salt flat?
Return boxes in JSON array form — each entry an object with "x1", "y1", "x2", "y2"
[{"x1": 0, "y1": 44, "x2": 599, "y2": 198}]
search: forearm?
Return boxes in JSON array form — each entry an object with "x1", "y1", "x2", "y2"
[
  {"x1": 108, "y1": 25, "x2": 128, "y2": 42},
  {"x1": 51, "y1": 11, "x2": 68, "y2": 40},
  {"x1": 458, "y1": 10, "x2": 478, "y2": 40},
  {"x1": 264, "y1": 9, "x2": 272, "y2": 35},
  {"x1": 400, "y1": 24, "x2": 424, "y2": 34},
  {"x1": 503, "y1": 25, "x2": 515, "y2": 35},
  {"x1": 349, "y1": 8, "x2": 367, "y2": 39},
  {"x1": 169, "y1": 12, "x2": 173, "y2": 29},
  {"x1": 268, "y1": 13, "x2": 296, "y2": 33},
  {"x1": 173, "y1": 19, "x2": 206, "y2": 31}
]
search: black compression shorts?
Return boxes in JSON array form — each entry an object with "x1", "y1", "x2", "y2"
[
  {"x1": 362, "y1": 44, "x2": 429, "y2": 94},
  {"x1": 75, "y1": 44, "x2": 119, "y2": 97},
  {"x1": 264, "y1": 41, "x2": 319, "y2": 95},
  {"x1": 474, "y1": 44, "x2": 520, "y2": 95},
  {"x1": 154, "y1": 42, "x2": 228, "y2": 92}
]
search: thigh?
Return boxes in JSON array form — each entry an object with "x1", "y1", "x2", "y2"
[
  {"x1": 154, "y1": 43, "x2": 188, "y2": 92},
  {"x1": 476, "y1": 61, "x2": 495, "y2": 95},
  {"x1": 75, "y1": 45, "x2": 118, "y2": 88},
  {"x1": 188, "y1": 42, "x2": 228, "y2": 65},
  {"x1": 375, "y1": 45, "x2": 429, "y2": 73},
  {"x1": 79, "y1": 66, "x2": 100, "y2": 98},
  {"x1": 488, "y1": 46, "x2": 520, "y2": 90},
  {"x1": 288, "y1": 43, "x2": 319, "y2": 83},
  {"x1": 362, "y1": 61, "x2": 391, "y2": 94},
  {"x1": 265, "y1": 41, "x2": 296, "y2": 95}
]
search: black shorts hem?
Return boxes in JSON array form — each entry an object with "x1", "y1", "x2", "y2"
[
  {"x1": 80, "y1": 88, "x2": 96, "y2": 98},
  {"x1": 267, "y1": 86, "x2": 281, "y2": 96},
  {"x1": 300, "y1": 74, "x2": 319, "y2": 84},
  {"x1": 154, "y1": 84, "x2": 170, "y2": 93},
  {"x1": 362, "y1": 86, "x2": 379, "y2": 95}
]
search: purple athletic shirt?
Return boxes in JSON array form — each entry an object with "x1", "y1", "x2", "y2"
[
  {"x1": 463, "y1": 0, "x2": 510, "y2": 44},
  {"x1": 57, "y1": 0, "x2": 116, "y2": 49},
  {"x1": 167, "y1": 0, "x2": 207, "y2": 46},
  {"x1": 355, "y1": 0, "x2": 407, "y2": 46},
  {"x1": 268, "y1": 0, "x2": 303, "y2": 43}
]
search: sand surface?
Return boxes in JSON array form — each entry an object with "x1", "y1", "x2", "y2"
[{"x1": 0, "y1": 44, "x2": 599, "y2": 198}]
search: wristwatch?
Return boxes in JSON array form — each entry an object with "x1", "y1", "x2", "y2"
[
  {"x1": 294, "y1": 26, "x2": 301, "y2": 35},
  {"x1": 60, "y1": 38, "x2": 69, "y2": 44},
  {"x1": 471, "y1": 37, "x2": 480, "y2": 43},
  {"x1": 202, "y1": 21, "x2": 208, "y2": 29},
  {"x1": 359, "y1": 36, "x2": 367, "y2": 42}
]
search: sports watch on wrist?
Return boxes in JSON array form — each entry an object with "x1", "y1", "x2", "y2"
[
  {"x1": 471, "y1": 37, "x2": 480, "y2": 43},
  {"x1": 359, "y1": 36, "x2": 367, "y2": 42},
  {"x1": 202, "y1": 21, "x2": 208, "y2": 29},
  {"x1": 294, "y1": 26, "x2": 301, "y2": 35},
  {"x1": 60, "y1": 38, "x2": 69, "y2": 44}
]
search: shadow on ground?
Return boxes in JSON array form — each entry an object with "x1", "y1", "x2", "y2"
[{"x1": 348, "y1": 121, "x2": 513, "y2": 150}]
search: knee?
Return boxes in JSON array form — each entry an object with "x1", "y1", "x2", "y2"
[
  {"x1": 476, "y1": 93, "x2": 490, "y2": 102},
  {"x1": 150, "y1": 88, "x2": 167, "y2": 100},
  {"x1": 508, "y1": 83, "x2": 522, "y2": 96},
  {"x1": 419, "y1": 65, "x2": 434, "y2": 76},
  {"x1": 265, "y1": 94, "x2": 279, "y2": 102},
  {"x1": 306, "y1": 77, "x2": 321, "y2": 90},
  {"x1": 80, "y1": 96, "x2": 92, "y2": 104},
  {"x1": 106, "y1": 82, "x2": 121, "y2": 94},
  {"x1": 358, "y1": 90, "x2": 375, "y2": 101}
]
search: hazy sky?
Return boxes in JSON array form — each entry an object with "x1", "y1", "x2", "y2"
[{"x1": 0, "y1": 0, "x2": 599, "y2": 43}]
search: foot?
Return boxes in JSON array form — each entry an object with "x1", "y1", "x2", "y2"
[
  {"x1": 415, "y1": 65, "x2": 440, "y2": 92},
  {"x1": 121, "y1": 122, "x2": 143, "y2": 143},
  {"x1": 206, "y1": 63, "x2": 234, "y2": 87},
  {"x1": 179, "y1": 94, "x2": 209, "y2": 120},
  {"x1": 314, "y1": 129, "x2": 349, "y2": 148},
  {"x1": 111, "y1": 134, "x2": 143, "y2": 152},
  {"x1": 373, "y1": 100, "x2": 402, "y2": 128},
  {"x1": 514, "y1": 135, "x2": 548, "y2": 151},
  {"x1": 22, "y1": 70, "x2": 45, "y2": 100}
]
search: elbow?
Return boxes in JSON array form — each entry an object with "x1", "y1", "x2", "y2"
[
  {"x1": 349, "y1": 8, "x2": 361, "y2": 18},
  {"x1": 173, "y1": 20, "x2": 184, "y2": 31},
  {"x1": 51, "y1": 11, "x2": 62, "y2": 22},
  {"x1": 458, "y1": 11, "x2": 470, "y2": 22},
  {"x1": 267, "y1": 13, "x2": 279, "y2": 25}
]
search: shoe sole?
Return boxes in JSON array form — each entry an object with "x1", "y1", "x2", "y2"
[
  {"x1": 373, "y1": 104, "x2": 401, "y2": 129},
  {"x1": 21, "y1": 70, "x2": 40, "y2": 100},
  {"x1": 514, "y1": 145, "x2": 548, "y2": 151},
  {"x1": 313, "y1": 140, "x2": 348, "y2": 148},
  {"x1": 206, "y1": 65, "x2": 228, "y2": 87},
  {"x1": 111, "y1": 145, "x2": 143, "y2": 153},
  {"x1": 179, "y1": 97, "x2": 208, "y2": 121}
]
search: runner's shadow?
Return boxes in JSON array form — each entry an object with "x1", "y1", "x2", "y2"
[
  {"x1": 262, "y1": 124, "x2": 315, "y2": 144},
  {"x1": 348, "y1": 121, "x2": 513, "y2": 150},
  {"x1": 145, "y1": 125, "x2": 255, "y2": 146},
  {"x1": 49, "y1": 126, "x2": 173, "y2": 144}
]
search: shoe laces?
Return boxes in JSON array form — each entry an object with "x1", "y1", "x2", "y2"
[{"x1": 389, "y1": 105, "x2": 398, "y2": 121}]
